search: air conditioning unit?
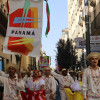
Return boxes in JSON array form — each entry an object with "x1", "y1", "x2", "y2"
[{"x1": 90, "y1": 0, "x2": 96, "y2": 7}]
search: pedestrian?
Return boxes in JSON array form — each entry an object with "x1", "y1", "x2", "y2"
[
  {"x1": 51, "y1": 68, "x2": 74, "y2": 100},
  {"x1": 43, "y1": 66, "x2": 56, "y2": 100},
  {"x1": 81, "y1": 52, "x2": 100, "y2": 100},
  {"x1": 0, "y1": 63, "x2": 25, "y2": 100}
]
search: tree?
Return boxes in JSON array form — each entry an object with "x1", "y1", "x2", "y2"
[{"x1": 56, "y1": 39, "x2": 77, "y2": 71}]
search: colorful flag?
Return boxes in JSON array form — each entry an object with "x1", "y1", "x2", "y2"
[
  {"x1": 45, "y1": 0, "x2": 50, "y2": 37},
  {"x1": 39, "y1": 56, "x2": 50, "y2": 67},
  {"x1": 3, "y1": 0, "x2": 43, "y2": 57},
  {"x1": 55, "y1": 59, "x2": 61, "y2": 72}
]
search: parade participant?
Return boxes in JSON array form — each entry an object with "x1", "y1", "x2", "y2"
[
  {"x1": 43, "y1": 67, "x2": 56, "y2": 100},
  {"x1": 21, "y1": 69, "x2": 28, "y2": 90},
  {"x1": 26, "y1": 70, "x2": 45, "y2": 100},
  {"x1": 0, "y1": 63, "x2": 25, "y2": 100},
  {"x1": 51, "y1": 68, "x2": 74, "y2": 100},
  {"x1": 39, "y1": 70, "x2": 44, "y2": 78},
  {"x1": 81, "y1": 52, "x2": 100, "y2": 100}
]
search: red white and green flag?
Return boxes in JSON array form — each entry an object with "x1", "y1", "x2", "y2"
[{"x1": 45, "y1": 0, "x2": 50, "y2": 37}]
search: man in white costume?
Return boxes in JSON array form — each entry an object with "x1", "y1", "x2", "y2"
[
  {"x1": 82, "y1": 52, "x2": 100, "y2": 100},
  {"x1": 0, "y1": 63, "x2": 25, "y2": 100},
  {"x1": 43, "y1": 67, "x2": 56, "y2": 100},
  {"x1": 51, "y1": 68, "x2": 74, "y2": 100}
]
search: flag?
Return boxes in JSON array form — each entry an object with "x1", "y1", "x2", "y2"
[
  {"x1": 7, "y1": 0, "x2": 9, "y2": 13},
  {"x1": 55, "y1": 59, "x2": 61, "y2": 72},
  {"x1": 3, "y1": 0, "x2": 43, "y2": 57},
  {"x1": 45, "y1": 1, "x2": 50, "y2": 37}
]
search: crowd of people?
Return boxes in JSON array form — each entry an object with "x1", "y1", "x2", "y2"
[{"x1": 0, "y1": 52, "x2": 100, "y2": 100}]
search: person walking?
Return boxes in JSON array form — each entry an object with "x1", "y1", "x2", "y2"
[
  {"x1": 81, "y1": 52, "x2": 100, "y2": 100},
  {"x1": 43, "y1": 67, "x2": 56, "y2": 100},
  {"x1": 51, "y1": 68, "x2": 74, "y2": 100},
  {"x1": 0, "y1": 63, "x2": 25, "y2": 100},
  {"x1": 26, "y1": 70, "x2": 45, "y2": 100}
]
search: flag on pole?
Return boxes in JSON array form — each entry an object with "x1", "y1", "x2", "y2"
[
  {"x1": 3, "y1": 0, "x2": 43, "y2": 57},
  {"x1": 55, "y1": 59, "x2": 61, "y2": 72},
  {"x1": 7, "y1": 0, "x2": 9, "y2": 13},
  {"x1": 45, "y1": 0, "x2": 50, "y2": 37}
]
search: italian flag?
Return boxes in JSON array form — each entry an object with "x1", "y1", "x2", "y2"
[{"x1": 45, "y1": 1, "x2": 50, "y2": 37}]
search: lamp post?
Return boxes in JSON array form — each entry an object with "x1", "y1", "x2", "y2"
[{"x1": 85, "y1": 0, "x2": 90, "y2": 56}]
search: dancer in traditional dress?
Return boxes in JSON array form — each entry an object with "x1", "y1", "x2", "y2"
[
  {"x1": 51, "y1": 68, "x2": 74, "y2": 100},
  {"x1": 82, "y1": 52, "x2": 100, "y2": 100},
  {"x1": 26, "y1": 70, "x2": 45, "y2": 100},
  {"x1": 0, "y1": 63, "x2": 25, "y2": 100},
  {"x1": 43, "y1": 67, "x2": 56, "y2": 100}
]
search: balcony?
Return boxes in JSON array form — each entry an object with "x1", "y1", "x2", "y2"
[
  {"x1": 78, "y1": 13, "x2": 83, "y2": 27},
  {"x1": 82, "y1": 9, "x2": 85, "y2": 21},
  {"x1": 90, "y1": 0, "x2": 96, "y2": 7},
  {"x1": 91, "y1": 12, "x2": 100, "y2": 35}
]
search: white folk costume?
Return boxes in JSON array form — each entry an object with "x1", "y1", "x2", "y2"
[
  {"x1": 0, "y1": 63, "x2": 25, "y2": 100},
  {"x1": 24, "y1": 78, "x2": 45, "y2": 100},
  {"x1": 51, "y1": 71, "x2": 74, "y2": 100},
  {"x1": 0, "y1": 75, "x2": 25, "y2": 100},
  {"x1": 23, "y1": 75, "x2": 32, "y2": 88},
  {"x1": 43, "y1": 75, "x2": 56, "y2": 100},
  {"x1": 0, "y1": 70, "x2": 9, "y2": 77},
  {"x1": 82, "y1": 66, "x2": 100, "y2": 100}
]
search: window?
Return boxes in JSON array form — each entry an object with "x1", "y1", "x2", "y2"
[{"x1": 84, "y1": 0, "x2": 88, "y2": 6}]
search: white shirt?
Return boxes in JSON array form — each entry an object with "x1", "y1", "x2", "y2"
[
  {"x1": 27, "y1": 78, "x2": 45, "y2": 91},
  {"x1": 0, "y1": 75, "x2": 25, "y2": 100},
  {"x1": 81, "y1": 66, "x2": 100, "y2": 99},
  {"x1": 51, "y1": 71, "x2": 74, "y2": 92},
  {"x1": 43, "y1": 75, "x2": 56, "y2": 94},
  {"x1": 0, "y1": 70, "x2": 9, "y2": 78}
]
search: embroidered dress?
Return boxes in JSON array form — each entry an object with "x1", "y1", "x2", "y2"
[
  {"x1": 43, "y1": 75, "x2": 56, "y2": 100},
  {"x1": 25, "y1": 78, "x2": 45, "y2": 100},
  {"x1": 0, "y1": 76, "x2": 25, "y2": 100},
  {"x1": 82, "y1": 66, "x2": 100, "y2": 100}
]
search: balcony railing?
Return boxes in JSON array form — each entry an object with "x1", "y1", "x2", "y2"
[{"x1": 91, "y1": 12, "x2": 100, "y2": 35}]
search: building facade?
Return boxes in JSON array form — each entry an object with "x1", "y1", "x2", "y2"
[
  {"x1": 67, "y1": 0, "x2": 87, "y2": 61},
  {"x1": 90, "y1": 0, "x2": 100, "y2": 35}
]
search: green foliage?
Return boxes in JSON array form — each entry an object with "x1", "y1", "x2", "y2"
[{"x1": 56, "y1": 39, "x2": 77, "y2": 70}]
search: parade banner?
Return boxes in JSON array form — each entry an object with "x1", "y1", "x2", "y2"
[
  {"x1": 39, "y1": 56, "x2": 51, "y2": 67},
  {"x1": 3, "y1": 0, "x2": 43, "y2": 57}
]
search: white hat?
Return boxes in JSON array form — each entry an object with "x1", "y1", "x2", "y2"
[
  {"x1": 69, "y1": 70, "x2": 74, "y2": 72},
  {"x1": 86, "y1": 52, "x2": 100, "y2": 61},
  {"x1": 62, "y1": 68, "x2": 67, "y2": 72},
  {"x1": 43, "y1": 67, "x2": 52, "y2": 71},
  {"x1": 6, "y1": 63, "x2": 18, "y2": 72}
]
